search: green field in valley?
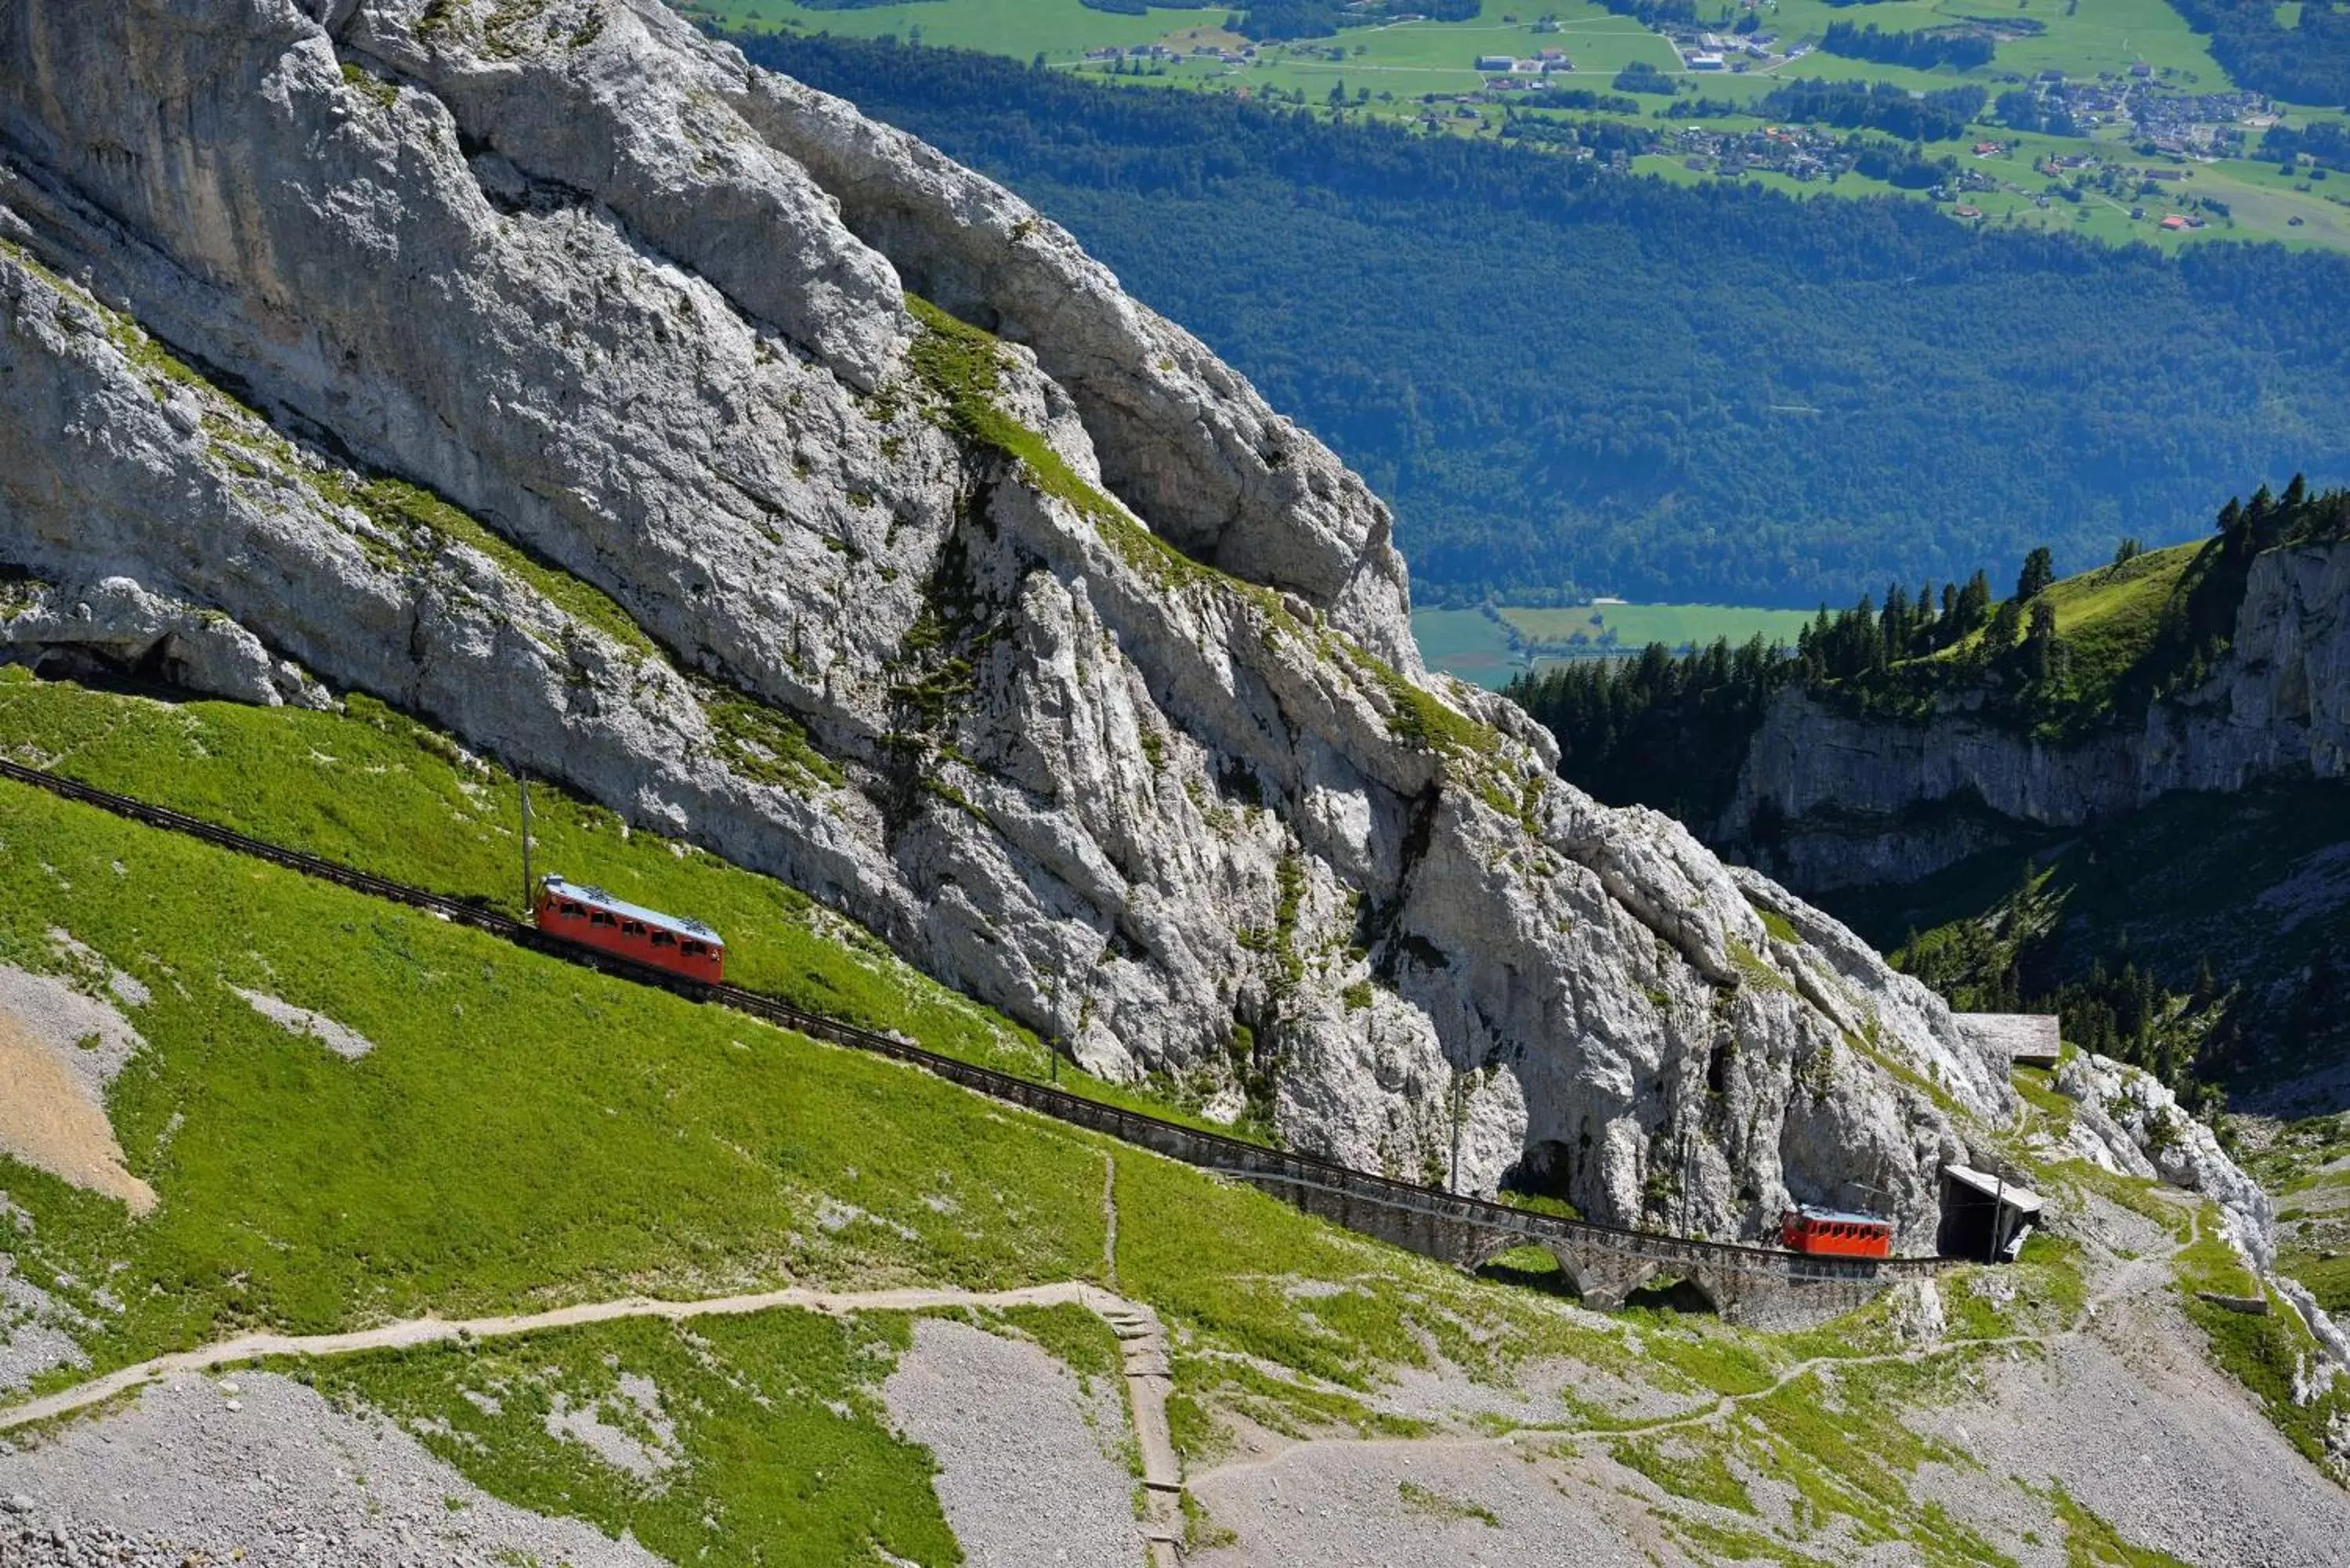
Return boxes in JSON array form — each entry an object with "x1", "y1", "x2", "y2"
[
  {"x1": 682, "y1": 0, "x2": 2350, "y2": 255},
  {"x1": 1414, "y1": 603, "x2": 1820, "y2": 687},
  {"x1": 1502, "y1": 601, "x2": 1824, "y2": 652}
]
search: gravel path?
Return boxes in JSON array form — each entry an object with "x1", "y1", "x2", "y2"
[
  {"x1": 0, "y1": 1371, "x2": 666, "y2": 1568},
  {"x1": 884, "y1": 1317, "x2": 1144, "y2": 1568}
]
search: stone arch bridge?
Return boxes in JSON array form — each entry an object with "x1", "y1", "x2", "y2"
[{"x1": 1219, "y1": 1168, "x2": 1943, "y2": 1331}]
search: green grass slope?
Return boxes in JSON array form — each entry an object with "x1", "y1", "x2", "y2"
[
  {"x1": 0, "y1": 674, "x2": 2305, "y2": 1559},
  {"x1": 0, "y1": 669, "x2": 1251, "y2": 1135},
  {"x1": 0, "y1": 674, "x2": 1603, "y2": 1399}
]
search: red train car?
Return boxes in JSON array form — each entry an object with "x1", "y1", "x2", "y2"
[
  {"x1": 1780, "y1": 1205, "x2": 1894, "y2": 1259},
  {"x1": 534, "y1": 875, "x2": 726, "y2": 983}
]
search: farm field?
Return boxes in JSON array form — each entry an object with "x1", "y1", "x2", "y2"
[
  {"x1": 1412, "y1": 603, "x2": 1820, "y2": 686},
  {"x1": 686, "y1": 0, "x2": 2350, "y2": 255},
  {"x1": 1411, "y1": 608, "x2": 1524, "y2": 689},
  {"x1": 1502, "y1": 602, "x2": 1821, "y2": 652}
]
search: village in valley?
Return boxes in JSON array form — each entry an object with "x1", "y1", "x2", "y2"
[{"x1": 695, "y1": 0, "x2": 2350, "y2": 253}]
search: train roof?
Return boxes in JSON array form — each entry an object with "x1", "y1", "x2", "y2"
[
  {"x1": 1788, "y1": 1204, "x2": 1891, "y2": 1227},
  {"x1": 541, "y1": 875, "x2": 725, "y2": 946}
]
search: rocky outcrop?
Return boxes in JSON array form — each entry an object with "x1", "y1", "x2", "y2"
[
  {"x1": 2051, "y1": 1051, "x2": 2350, "y2": 1478},
  {"x1": 0, "y1": 0, "x2": 2012, "y2": 1244},
  {"x1": 1726, "y1": 544, "x2": 2350, "y2": 891},
  {"x1": 1, "y1": 576, "x2": 332, "y2": 710},
  {"x1": 2053, "y1": 1052, "x2": 2275, "y2": 1270}
]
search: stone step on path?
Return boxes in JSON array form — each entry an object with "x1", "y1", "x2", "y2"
[{"x1": 1075, "y1": 1284, "x2": 1186, "y2": 1560}]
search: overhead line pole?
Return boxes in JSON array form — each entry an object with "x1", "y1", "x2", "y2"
[{"x1": 520, "y1": 774, "x2": 534, "y2": 919}]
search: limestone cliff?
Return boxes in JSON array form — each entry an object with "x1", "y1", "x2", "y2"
[
  {"x1": 0, "y1": 0, "x2": 2011, "y2": 1244},
  {"x1": 1726, "y1": 543, "x2": 2350, "y2": 891}
]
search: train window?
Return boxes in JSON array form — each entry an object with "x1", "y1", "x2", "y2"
[
  {"x1": 650, "y1": 930, "x2": 678, "y2": 948},
  {"x1": 681, "y1": 941, "x2": 705, "y2": 956},
  {"x1": 560, "y1": 901, "x2": 586, "y2": 916},
  {"x1": 621, "y1": 920, "x2": 646, "y2": 936},
  {"x1": 589, "y1": 911, "x2": 616, "y2": 927}
]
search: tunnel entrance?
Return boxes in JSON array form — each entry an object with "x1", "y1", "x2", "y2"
[
  {"x1": 1499, "y1": 1139, "x2": 1578, "y2": 1212},
  {"x1": 1936, "y1": 1163, "x2": 2044, "y2": 1262}
]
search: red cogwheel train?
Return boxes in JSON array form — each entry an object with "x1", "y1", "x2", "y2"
[
  {"x1": 533, "y1": 874, "x2": 727, "y2": 983},
  {"x1": 1779, "y1": 1204, "x2": 1895, "y2": 1259}
]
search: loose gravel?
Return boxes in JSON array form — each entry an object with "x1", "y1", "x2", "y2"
[
  {"x1": 1187, "y1": 1433, "x2": 1663, "y2": 1568},
  {"x1": 0, "y1": 1371, "x2": 665, "y2": 1568},
  {"x1": 881, "y1": 1316, "x2": 1143, "y2": 1568},
  {"x1": 1911, "y1": 1289, "x2": 2350, "y2": 1568},
  {"x1": 230, "y1": 987, "x2": 376, "y2": 1060}
]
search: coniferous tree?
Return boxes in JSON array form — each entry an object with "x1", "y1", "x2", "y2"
[
  {"x1": 2017, "y1": 546, "x2": 2056, "y2": 602},
  {"x1": 2025, "y1": 598, "x2": 2061, "y2": 681}
]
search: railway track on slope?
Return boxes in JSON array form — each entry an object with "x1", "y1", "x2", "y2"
[{"x1": 0, "y1": 755, "x2": 1951, "y2": 1298}]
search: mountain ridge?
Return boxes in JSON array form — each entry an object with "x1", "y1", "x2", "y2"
[{"x1": 0, "y1": 0, "x2": 2012, "y2": 1246}]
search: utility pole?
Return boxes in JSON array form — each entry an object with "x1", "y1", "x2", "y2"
[
  {"x1": 519, "y1": 775, "x2": 535, "y2": 918},
  {"x1": 1448, "y1": 1068, "x2": 1465, "y2": 1196},
  {"x1": 1988, "y1": 1164, "x2": 2006, "y2": 1265}
]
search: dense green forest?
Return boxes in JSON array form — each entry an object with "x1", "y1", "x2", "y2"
[
  {"x1": 1752, "y1": 79, "x2": 1987, "y2": 142},
  {"x1": 738, "y1": 34, "x2": 2350, "y2": 605},
  {"x1": 1818, "y1": 21, "x2": 1998, "y2": 71},
  {"x1": 2160, "y1": 0, "x2": 2350, "y2": 110}
]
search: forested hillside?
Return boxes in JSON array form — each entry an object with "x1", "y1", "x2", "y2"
[
  {"x1": 1509, "y1": 480, "x2": 2349, "y2": 825},
  {"x1": 1508, "y1": 482, "x2": 2350, "y2": 1100},
  {"x1": 2161, "y1": 0, "x2": 2350, "y2": 109},
  {"x1": 738, "y1": 34, "x2": 2350, "y2": 605}
]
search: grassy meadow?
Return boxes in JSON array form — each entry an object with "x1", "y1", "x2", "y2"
[{"x1": 0, "y1": 670, "x2": 1255, "y2": 1137}]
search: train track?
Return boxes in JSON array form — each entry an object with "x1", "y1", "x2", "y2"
[{"x1": 0, "y1": 754, "x2": 1948, "y2": 1288}]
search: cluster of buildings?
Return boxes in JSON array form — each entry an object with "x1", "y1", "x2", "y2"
[
  {"x1": 1671, "y1": 27, "x2": 1788, "y2": 72},
  {"x1": 1474, "y1": 48, "x2": 1575, "y2": 78},
  {"x1": 2131, "y1": 88, "x2": 2275, "y2": 156},
  {"x1": 1663, "y1": 123, "x2": 1862, "y2": 182},
  {"x1": 1082, "y1": 42, "x2": 1256, "y2": 67},
  {"x1": 2010, "y1": 73, "x2": 2276, "y2": 158}
]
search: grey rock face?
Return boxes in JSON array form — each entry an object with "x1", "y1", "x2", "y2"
[
  {"x1": 1726, "y1": 543, "x2": 2350, "y2": 891},
  {"x1": 2055, "y1": 1052, "x2": 2275, "y2": 1270},
  {"x1": 2, "y1": 576, "x2": 331, "y2": 709},
  {"x1": 0, "y1": 0, "x2": 2008, "y2": 1242}
]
